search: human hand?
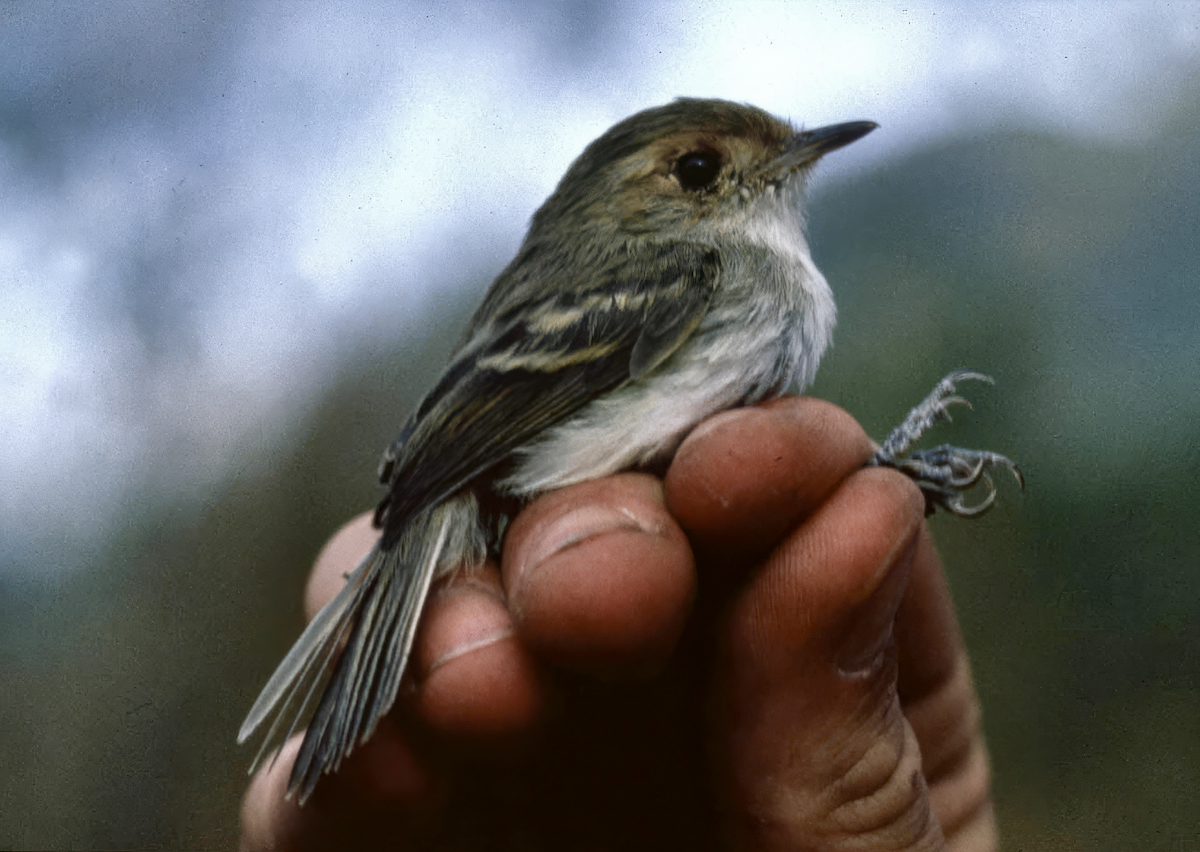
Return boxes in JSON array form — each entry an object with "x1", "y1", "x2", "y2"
[{"x1": 240, "y1": 397, "x2": 995, "y2": 851}]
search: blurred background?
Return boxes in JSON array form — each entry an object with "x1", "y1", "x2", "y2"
[{"x1": 2, "y1": 2, "x2": 1198, "y2": 848}]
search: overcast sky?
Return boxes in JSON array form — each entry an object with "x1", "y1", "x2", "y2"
[{"x1": 3, "y1": 1, "x2": 1198, "y2": 571}]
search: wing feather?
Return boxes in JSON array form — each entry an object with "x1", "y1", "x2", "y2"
[{"x1": 375, "y1": 242, "x2": 720, "y2": 542}]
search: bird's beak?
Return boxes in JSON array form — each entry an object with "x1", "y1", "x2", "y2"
[{"x1": 769, "y1": 120, "x2": 879, "y2": 177}]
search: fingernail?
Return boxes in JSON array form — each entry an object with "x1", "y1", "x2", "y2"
[
  {"x1": 511, "y1": 504, "x2": 660, "y2": 595},
  {"x1": 835, "y1": 537, "x2": 916, "y2": 675},
  {"x1": 426, "y1": 626, "x2": 516, "y2": 676},
  {"x1": 422, "y1": 581, "x2": 515, "y2": 678}
]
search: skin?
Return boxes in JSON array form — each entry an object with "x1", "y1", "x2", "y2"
[{"x1": 240, "y1": 397, "x2": 997, "y2": 851}]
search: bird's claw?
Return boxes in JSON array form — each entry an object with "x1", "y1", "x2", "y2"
[{"x1": 870, "y1": 371, "x2": 1023, "y2": 517}]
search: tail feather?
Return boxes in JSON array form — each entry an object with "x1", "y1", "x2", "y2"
[
  {"x1": 239, "y1": 495, "x2": 484, "y2": 804},
  {"x1": 364, "y1": 524, "x2": 441, "y2": 741},
  {"x1": 238, "y1": 552, "x2": 373, "y2": 766}
]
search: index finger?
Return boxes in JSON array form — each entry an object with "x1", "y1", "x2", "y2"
[{"x1": 665, "y1": 396, "x2": 876, "y2": 566}]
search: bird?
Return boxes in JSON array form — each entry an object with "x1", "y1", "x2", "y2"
[{"x1": 238, "y1": 97, "x2": 1019, "y2": 803}]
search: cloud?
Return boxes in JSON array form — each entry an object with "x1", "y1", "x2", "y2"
[{"x1": 2, "y1": 0, "x2": 1197, "y2": 569}]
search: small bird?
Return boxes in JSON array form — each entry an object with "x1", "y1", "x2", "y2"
[{"x1": 239, "y1": 98, "x2": 1019, "y2": 802}]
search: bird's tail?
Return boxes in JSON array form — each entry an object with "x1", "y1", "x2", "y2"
[{"x1": 238, "y1": 493, "x2": 485, "y2": 804}]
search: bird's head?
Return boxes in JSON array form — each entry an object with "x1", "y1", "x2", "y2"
[{"x1": 529, "y1": 98, "x2": 876, "y2": 245}]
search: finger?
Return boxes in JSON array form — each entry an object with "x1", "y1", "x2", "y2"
[
  {"x1": 502, "y1": 473, "x2": 696, "y2": 677},
  {"x1": 894, "y1": 527, "x2": 995, "y2": 848},
  {"x1": 307, "y1": 513, "x2": 544, "y2": 739},
  {"x1": 243, "y1": 511, "x2": 551, "y2": 848},
  {"x1": 410, "y1": 563, "x2": 544, "y2": 739},
  {"x1": 717, "y1": 467, "x2": 945, "y2": 851},
  {"x1": 239, "y1": 721, "x2": 439, "y2": 851},
  {"x1": 665, "y1": 397, "x2": 875, "y2": 568}
]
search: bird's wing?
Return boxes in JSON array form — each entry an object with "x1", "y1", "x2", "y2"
[{"x1": 375, "y1": 242, "x2": 720, "y2": 542}]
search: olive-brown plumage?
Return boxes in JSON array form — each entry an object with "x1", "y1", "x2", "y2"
[{"x1": 239, "y1": 98, "x2": 878, "y2": 801}]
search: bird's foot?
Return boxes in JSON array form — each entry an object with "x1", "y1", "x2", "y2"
[{"x1": 869, "y1": 370, "x2": 1024, "y2": 517}]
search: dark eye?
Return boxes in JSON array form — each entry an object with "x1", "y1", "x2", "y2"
[{"x1": 675, "y1": 151, "x2": 721, "y2": 190}]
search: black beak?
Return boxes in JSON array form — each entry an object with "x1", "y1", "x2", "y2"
[
  {"x1": 769, "y1": 120, "x2": 878, "y2": 176},
  {"x1": 792, "y1": 120, "x2": 879, "y2": 159}
]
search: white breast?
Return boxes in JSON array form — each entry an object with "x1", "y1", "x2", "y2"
[
  {"x1": 499, "y1": 186, "x2": 837, "y2": 496},
  {"x1": 739, "y1": 194, "x2": 837, "y2": 392},
  {"x1": 498, "y1": 311, "x2": 792, "y2": 495},
  {"x1": 500, "y1": 236, "x2": 835, "y2": 496}
]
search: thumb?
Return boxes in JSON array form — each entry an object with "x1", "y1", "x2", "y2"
[{"x1": 716, "y1": 467, "x2": 945, "y2": 851}]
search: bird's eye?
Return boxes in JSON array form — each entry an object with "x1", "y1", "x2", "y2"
[{"x1": 674, "y1": 151, "x2": 721, "y2": 190}]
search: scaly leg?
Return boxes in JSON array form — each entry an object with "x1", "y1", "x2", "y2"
[{"x1": 869, "y1": 370, "x2": 1024, "y2": 516}]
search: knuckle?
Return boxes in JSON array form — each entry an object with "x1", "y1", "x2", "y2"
[{"x1": 823, "y1": 719, "x2": 944, "y2": 850}]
